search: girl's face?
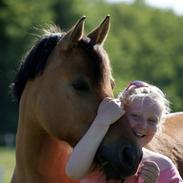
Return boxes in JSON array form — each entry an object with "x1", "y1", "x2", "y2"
[{"x1": 125, "y1": 96, "x2": 163, "y2": 148}]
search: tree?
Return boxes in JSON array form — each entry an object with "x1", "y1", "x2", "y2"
[{"x1": 0, "y1": 0, "x2": 55, "y2": 137}]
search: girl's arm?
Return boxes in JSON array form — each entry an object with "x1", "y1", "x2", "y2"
[
  {"x1": 138, "y1": 149, "x2": 183, "y2": 183},
  {"x1": 65, "y1": 97, "x2": 125, "y2": 180}
]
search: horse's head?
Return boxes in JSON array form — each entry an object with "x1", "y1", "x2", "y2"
[
  {"x1": 96, "y1": 115, "x2": 142, "y2": 180},
  {"x1": 12, "y1": 16, "x2": 142, "y2": 180}
]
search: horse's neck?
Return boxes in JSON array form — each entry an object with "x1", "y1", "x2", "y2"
[
  {"x1": 15, "y1": 116, "x2": 44, "y2": 182},
  {"x1": 147, "y1": 132, "x2": 172, "y2": 155},
  {"x1": 15, "y1": 117, "x2": 78, "y2": 183}
]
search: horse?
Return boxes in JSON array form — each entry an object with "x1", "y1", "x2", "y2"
[
  {"x1": 11, "y1": 16, "x2": 142, "y2": 183},
  {"x1": 147, "y1": 112, "x2": 183, "y2": 178}
]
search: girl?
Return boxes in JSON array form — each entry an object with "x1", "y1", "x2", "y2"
[{"x1": 66, "y1": 81, "x2": 183, "y2": 183}]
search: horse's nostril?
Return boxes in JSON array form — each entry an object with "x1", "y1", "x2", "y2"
[
  {"x1": 96, "y1": 143, "x2": 142, "y2": 179},
  {"x1": 119, "y1": 146, "x2": 136, "y2": 168},
  {"x1": 123, "y1": 147, "x2": 132, "y2": 163}
]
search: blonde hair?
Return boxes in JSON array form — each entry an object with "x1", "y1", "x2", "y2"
[{"x1": 118, "y1": 81, "x2": 171, "y2": 126}]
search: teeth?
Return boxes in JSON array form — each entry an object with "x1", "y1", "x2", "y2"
[
  {"x1": 136, "y1": 132, "x2": 143, "y2": 137},
  {"x1": 134, "y1": 131, "x2": 145, "y2": 138}
]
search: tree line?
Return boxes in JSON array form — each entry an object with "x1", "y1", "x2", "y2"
[{"x1": 0, "y1": 0, "x2": 183, "y2": 144}]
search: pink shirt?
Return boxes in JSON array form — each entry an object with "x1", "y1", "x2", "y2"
[{"x1": 81, "y1": 167, "x2": 182, "y2": 183}]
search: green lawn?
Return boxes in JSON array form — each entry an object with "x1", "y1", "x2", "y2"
[{"x1": 0, "y1": 147, "x2": 15, "y2": 183}]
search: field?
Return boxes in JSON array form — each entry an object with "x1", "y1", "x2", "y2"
[{"x1": 0, "y1": 147, "x2": 15, "y2": 183}]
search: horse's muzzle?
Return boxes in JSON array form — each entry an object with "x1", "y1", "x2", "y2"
[{"x1": 95, "y1": 141, "x2": 142, "y2": 180}]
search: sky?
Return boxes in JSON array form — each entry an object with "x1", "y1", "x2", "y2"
[{"x1": 107, "y1": 0, "x2": 183, "y2": 16}]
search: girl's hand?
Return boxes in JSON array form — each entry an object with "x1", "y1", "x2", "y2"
[
  {"x1": 95, "y1": 97, "x2": 125, "y2": 126},
  {"x1": 138, "y1": 161, "x2": 160, "y2": 183}
]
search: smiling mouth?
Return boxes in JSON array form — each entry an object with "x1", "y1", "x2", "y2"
[{"x1": 133, "y1": 130, "x2": 146, "y2": 138}]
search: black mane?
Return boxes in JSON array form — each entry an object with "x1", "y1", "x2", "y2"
[
  {"x1": 11, "y1": 33, "x2": 62, "y2": 103},
  {"x1": 11, "y1": 31, "x2": 108, "y2": 103}
]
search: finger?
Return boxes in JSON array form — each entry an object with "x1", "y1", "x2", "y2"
[
  {"x1": 141, "y1": 161, "x2": 160, "y2": 171},
  {"x1": 142, "y1": 161, "x2": 159, "y2": 168},
  {"x1": 114, "y1": 98, "x2": 121, "y2": 103},
  {"x1": 140, "y1": 166, "x2": 159, "y2": 178},
  {"x1": 141, "y1": 162, "x2": 160, "y2": 175},
  {"x1": 109, "y1": 98, "x2": 121, "y2": 104},
  {"x1": 140, "y1": 167, "x2": 159, "y2": 178},
  {"x1": 139, "y1": 172, "x2": 157, "y2": 183},
  {"x1": 139, "y1": 169, "x2": 159, "y2": 183},
  {"x1": 140, "y1": 163, "x2": 159, "y2": 172},
  {"x1": 103, "y1": 97, "x2": 113, "y2": 102}
]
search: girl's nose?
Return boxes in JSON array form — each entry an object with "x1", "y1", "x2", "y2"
[{"x1": 138, "y1": 118, "x2": 147, "y2": 129}]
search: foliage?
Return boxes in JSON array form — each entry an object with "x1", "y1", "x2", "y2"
[
  {"x1": 107, "y1": 3, "x2": 183, "y2": 111},
  {"x1": 0, "y1": 0, "x2": 55, "y2": 135},
  {"x1": 1, "y1": 0, "x2": 183, "y2": 138},
  {"x1": 0, "y1": 147, "x2": 15, "y2": 183}
]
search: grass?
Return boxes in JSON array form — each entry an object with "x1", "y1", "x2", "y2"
[{"x1": 0, "y1": 147, "x2": 15, "y2": 183}]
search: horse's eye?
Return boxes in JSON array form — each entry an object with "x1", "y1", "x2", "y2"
[{"x1": 72, "y1": 79, "x2": 90, "y2": 92}]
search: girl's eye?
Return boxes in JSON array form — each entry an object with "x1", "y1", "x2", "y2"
[
  {"x1": 148, "y1": 119, "x2": 158, "y2": 125},
  {"x1": 131, "y1": 113, "x2": 140, "y2": 119}
]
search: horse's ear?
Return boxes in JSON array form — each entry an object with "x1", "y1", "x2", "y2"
[
  {"x1": 59, "y1": 16, "x2": 86, "y2": 50},
  {"x1": 87, "y1": 15, "x2": 110, "y2": 45}
]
